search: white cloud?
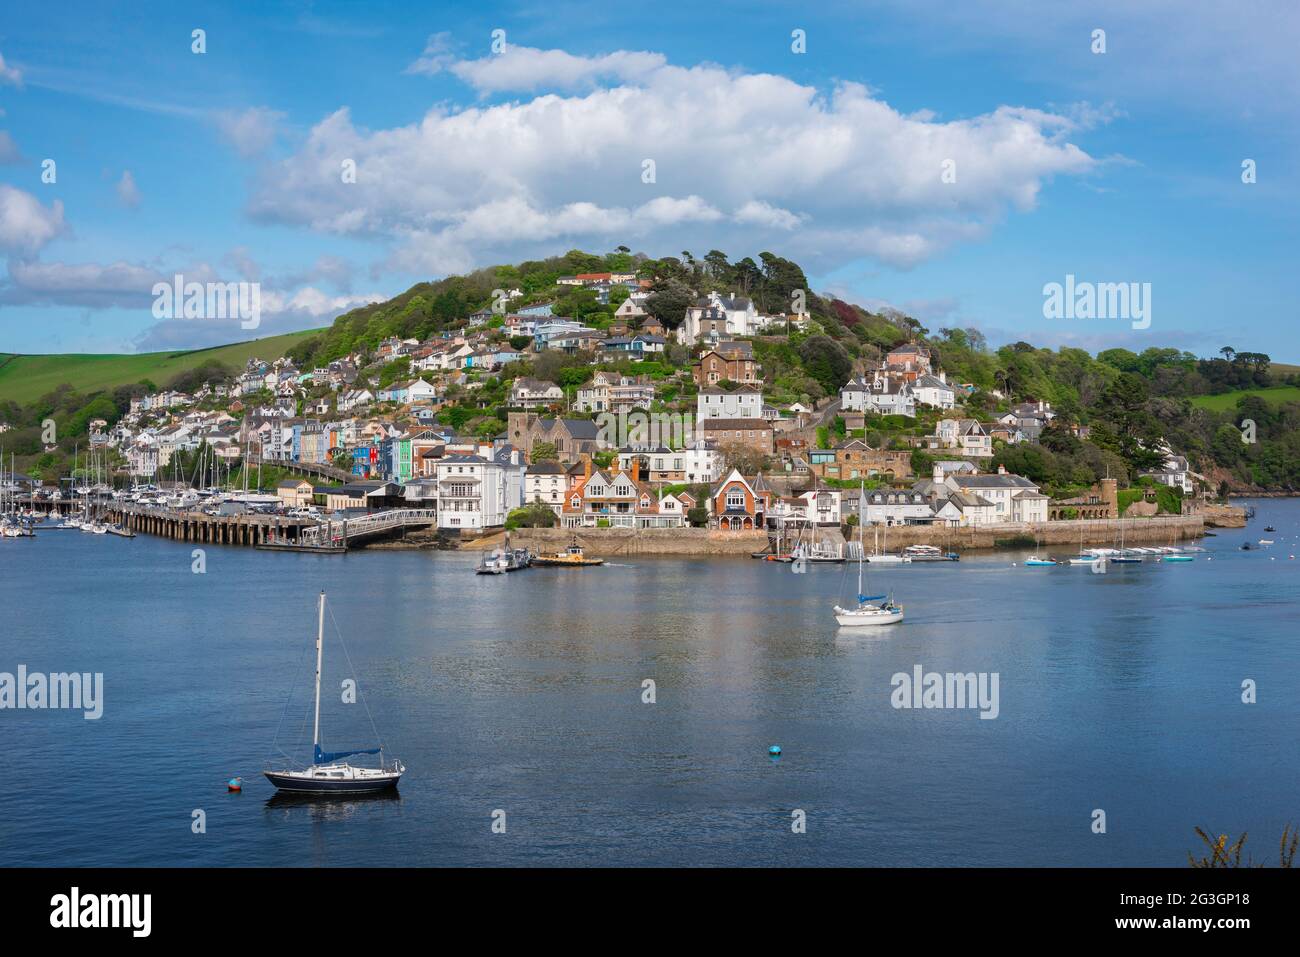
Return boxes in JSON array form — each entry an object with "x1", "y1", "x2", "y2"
[
  {"x1": 2, "y1": 258, "x2": 160, "y2": 309},
  {"x1": 0, "y1": 52, "x2": 22, "y2": 87},
  {"x1": 450, "y1": 46, "x2": 667, "y2": 93},
  {"x1": 116, "y1": 170, "x2": 142, "y2": 209},
  {"x1": 1, "y1": 250, "x2": 380, "y2": 349},
  {"x1": 734, "y1": 200, "x2": 803, "y2": 230},
  {"x1": 250, "y1": 54, "x2": 1096, "y2": 273},
  {"x1": 0, "y1": 185, "x2": 65, "y2": 256},
  {"x1": 213, "y1": 106, "x2": 285, "y2": 157},
  {"x1": 131, "y1": 286, "x2": 382, "y2": 351}
]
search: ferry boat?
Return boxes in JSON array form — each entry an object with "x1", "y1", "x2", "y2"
[{"x1": 531, "y1": 538, "x2": 604, "y2": 567}]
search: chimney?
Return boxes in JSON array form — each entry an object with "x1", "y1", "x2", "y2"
[
  {"x1": 630, "y1": 457, "x2": 641, "y2": 483},
  {"x1": 997, "y1": 464, "x2": 1007, "y2": 475},
  {"x1": 932, "y1": 463, "x2": 944, "y2": 482}
]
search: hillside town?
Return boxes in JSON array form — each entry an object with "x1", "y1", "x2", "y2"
[{"x1": 33, "y1": 267, "x2": 1202, "y2": 545}]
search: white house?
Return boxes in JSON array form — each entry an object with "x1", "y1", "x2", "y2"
[
  {"x1": 677, "y1": 292, "x2": 760, "y2": 345},
  {"x1": 859, "y1": 489, "x2": 934, "y2": 526},
  {"x1": 337, "y1": 388, "x2": 370, "y2": 411},
  {"x1": 934, "y1": 419, "x2": 993, "y2": 458},
  {"x1": 944, "y1": 466, "x2": 1049, "y2": 523},
  {"x1": 796, "y1": 487, "x2": 842, "y2": 525},
  {"x1": 524, "y1": 460, "x2": 568, "y2": 514},
  {"x1": 435, "y1": 445, "x2": 526, "y2": 530},
  {"x1": 912, "y1": 373, "x2": 956, "y2": 410},
  {"x1": 510, "y1": 378, "x2": 564, "y2": 409},
  {"x1": 841, "y1": 374, "x2": 916, "y2": 417},
  {"x1": 575, "y1": 372, "x2": 656, "y2": 413},
  {"x1": 696, "y1": 386, "x2": 763, "y2": 425}
]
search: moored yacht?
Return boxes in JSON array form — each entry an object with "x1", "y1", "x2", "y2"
[{"x1": 263, "y1": 592, "x2": 403, "y2": 795}]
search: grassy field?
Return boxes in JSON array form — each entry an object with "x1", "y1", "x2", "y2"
[
  {"x1": 1189, "y1": 385, "x2": 1300, "y2": 412},
  {"x1": 0, "y1": 329, "x2": 324, "y2": 405}
]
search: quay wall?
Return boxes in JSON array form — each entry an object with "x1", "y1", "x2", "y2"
[{"x1": 497, "y1": 515, "x2": 1210, "y2": 557}]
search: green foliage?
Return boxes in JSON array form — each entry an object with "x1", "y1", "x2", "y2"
[
  {"x1": 798, "y1": 335, "x2": 853, "y2": 394},
  {"x1": 506, "y1": 502, "x2": 558, "y2": 530}
]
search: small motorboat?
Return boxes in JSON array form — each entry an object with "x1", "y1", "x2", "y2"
[
  {"x1": 1024, "y1": 557, "x2": 1058, "y2": 566},
  {"x1": 1264, "y1": 525, "x2": 1276, "y2": 532},
  {"x1": 1162, "y1": 554, "x2": 1194, "y2": 562}
]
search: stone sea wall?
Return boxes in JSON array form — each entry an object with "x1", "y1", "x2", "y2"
[{"x1": 477, "y1": 514, "x2": 1214, "y2": 557}]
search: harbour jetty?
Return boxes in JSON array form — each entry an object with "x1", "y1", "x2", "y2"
[
  {"x1": 103, "y1": 504, "x2": 436, "y2": 550},
  {"x1": 106, "y1": 503, "x2": 316, "y2": 547}
]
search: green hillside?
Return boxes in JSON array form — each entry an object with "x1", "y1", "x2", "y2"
[
  {"x1": 0, "y1": 330, "x2": 324, "y2": 405},
  {"x1": 1189, "y1": 385, "x2": 1300, "y2": 412}
]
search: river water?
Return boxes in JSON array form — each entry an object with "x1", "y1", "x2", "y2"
[{"x1": 2, "y1": 499, "x2": 1297, "y2": 866}]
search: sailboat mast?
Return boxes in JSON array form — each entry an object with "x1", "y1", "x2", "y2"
[
  {"x1": 857, "y1": 481, "x2": 865, "y2": 596},
  {"x1": 312, "y1": 591, "x2": 325, "y2": 756}
]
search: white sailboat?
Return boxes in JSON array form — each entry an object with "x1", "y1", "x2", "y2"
[
  {"x1": 834, "y1": 483, "x2": 904, "y2": 627},
  {"x1": 864, "y1": 518, "x2": 911, "y2": 563},
  {"x1": 264, "y1": 592, "x2": 404, "y2": 794}
]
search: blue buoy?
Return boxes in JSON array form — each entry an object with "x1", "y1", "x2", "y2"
[{"x1": 768, "y1": 745, "x2": 782, "y2": 757}]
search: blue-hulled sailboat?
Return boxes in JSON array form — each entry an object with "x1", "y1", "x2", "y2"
[{"x1": 263, "y1": 592, "x2": 403, "y2": 794}]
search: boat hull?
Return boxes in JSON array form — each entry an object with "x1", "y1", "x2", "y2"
[
  {"x1": 834, "y1": 606, "x2": 904, "y2": 627},
  {"x1": 263, "y1": 770, "x2": 402, "y2": 794}
]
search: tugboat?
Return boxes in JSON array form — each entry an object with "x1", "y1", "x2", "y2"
[{"x1": 531, "y1": 537, "x2": 604, "y2": 567}]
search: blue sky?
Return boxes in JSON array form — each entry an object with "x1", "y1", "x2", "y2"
[{"x1": 0, "y1": 0, "x2": 1296, "y2": 360}]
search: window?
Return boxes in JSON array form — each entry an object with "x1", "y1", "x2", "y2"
[{"x1": 726, "y1": 489, "x2": 746, "y2": 510}]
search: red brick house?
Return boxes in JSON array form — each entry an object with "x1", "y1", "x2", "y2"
[{"x1": 709, "y1": 469, "x2": 771, "y2": 531}]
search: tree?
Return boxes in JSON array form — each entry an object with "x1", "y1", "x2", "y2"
[
  {"x1": 798, "y1": 335, "x2": 852, "y2": 393},
  {"x1": 644, "y1": 278, "x2": 695, "y2": 330},
  {"x1": 718, "y1": 441, "x2": 770, "y2": 475},
  {"x1": 532, "y1": 442, "x2": 558, "y2": 462},
  {"x1": 506, "y1": 502, "x2": 558, "y2": 529}
]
